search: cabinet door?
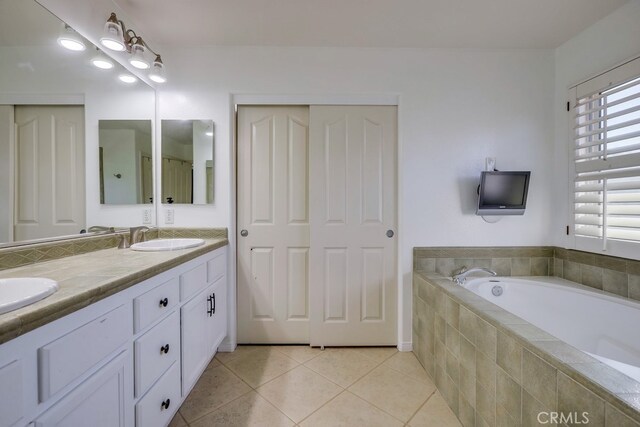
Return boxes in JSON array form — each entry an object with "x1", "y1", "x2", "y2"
[
  {"x1": 34, "y1": 351, "x2": 129, "y2": 427},
  {"x1": 180, "y1": 284, "x2": 215, "y2": 396},
  {"x1": 0, "y1": 360, "x2": 23, "y2": 427},
  {"x1": 209, "y1": 276, "x2": 227, "y2": 354}
]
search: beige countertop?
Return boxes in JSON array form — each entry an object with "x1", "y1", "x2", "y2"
[{"x1": 0, "y1": 238, "x2": 228, "y2": 345}]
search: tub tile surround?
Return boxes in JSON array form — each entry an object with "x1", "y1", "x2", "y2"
[
  {"x1": 415, "y1": 246, "x2": 640, "y2": 303},
  {"x1": 412, "y1": 271, "x2": 640, "y2": 427},
  {"x1": 0, "y1": 228, "x2": 228, "y2": 271}
]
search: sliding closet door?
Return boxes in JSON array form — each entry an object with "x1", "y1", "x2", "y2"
[
  {"x1": 14, "y1": 106, "x2": 85, "y2": 241},
  {"x1": 237, "y1": 106, "x2": 310, "y2": 343},
  {"x1": 309, "y1": 106, "x2": 397, "y2": 346}
]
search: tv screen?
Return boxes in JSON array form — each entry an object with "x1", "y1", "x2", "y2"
[{"x1": 477, "y1": 171, "x2": 530, "y2": 215}]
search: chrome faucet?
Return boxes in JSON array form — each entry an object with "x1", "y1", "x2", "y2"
[
  {"x1": 452, "y1": 267, "x2": 497, "y2": 285},
  {"x1": 87, "y1": 226, "x2": 115, "y2": 233},
  {"x1": 130, "y1": 226, "x2": 150, "y2": 245}
]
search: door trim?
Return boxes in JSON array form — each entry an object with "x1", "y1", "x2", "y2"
[{"x1": 230, "y1": 94, "x2": 405, "y2": 350}]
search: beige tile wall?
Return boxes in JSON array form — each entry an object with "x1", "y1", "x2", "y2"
[
  {"x1": 414, "y1": 246, "x2": 640, "y2": 303},
  {"x1": 412, "y1": 272, "x2": 640, "y2": 427}
]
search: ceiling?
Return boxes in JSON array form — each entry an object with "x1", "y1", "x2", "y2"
[{"x1": 116, "y1": 0, "x2": 629, "y2": 49}]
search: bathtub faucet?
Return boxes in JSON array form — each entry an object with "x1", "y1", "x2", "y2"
[{"x1": 452, "y1": 267, "x2": 497, "y2": 285}]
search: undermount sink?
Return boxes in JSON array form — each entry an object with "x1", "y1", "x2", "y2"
[
  {"x1": 130, "y1": 238, "x2": 205, "y2": 252},
  {"x1": 0, "y1": 278, "x2": 59, "y2": 315}
]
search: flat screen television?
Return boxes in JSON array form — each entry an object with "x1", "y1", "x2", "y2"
[{"x1": 476, "y1": 171, "x2": 531, "y2": 216}]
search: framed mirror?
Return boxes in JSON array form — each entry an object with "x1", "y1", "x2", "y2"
[
  {"x1": 0, "y1": 0, "x2": 156, "y2": 245},
  {"x1": 161, "y1": 120, "x2": 214, "y2": 205},
  {"x1": 99, "y1": 120, "x2": 153, "y2": 205}
]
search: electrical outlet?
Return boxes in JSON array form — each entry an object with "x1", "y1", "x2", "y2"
[
  {"x1": 142, "y1": 208, "x2": 152, "y2": 224},
  {"x1": 165, "y1": 209, "x2": 174, "y2": 225},
  {"x1": 485, "y1": 157, "x2": 496, "y2": 171}
]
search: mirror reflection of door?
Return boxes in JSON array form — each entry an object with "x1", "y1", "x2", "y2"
[
  {"x1": 98, "y1": 120, "x2": 153, "y2": 205},
  {"x1": 161, "y1": 120, "x2": 214, "y2": 204},
  {"x1": 12, "y1": 105, "x2": 86, "y2": 241}
]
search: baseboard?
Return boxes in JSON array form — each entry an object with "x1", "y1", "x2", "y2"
[
  {"x1": 397, "y1": 341, "x2": 413, "y2": 352},
  {"x1": 218, "y1": 336, "x2": 237, "y2": 353}
]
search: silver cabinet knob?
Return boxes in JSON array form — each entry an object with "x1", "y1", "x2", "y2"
[
  {"x1": 240, "y1": 229, "x2": 248, "y2": 237},
  {"x1": 386, "y1": 230, "x2": 394, "y2": 238}
]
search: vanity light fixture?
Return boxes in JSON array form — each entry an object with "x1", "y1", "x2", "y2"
[
  {"x1": 100, "y1": 12, "x2": 166, "y2": 83},
  {"x1": 129, "y1": 38, "x2": 149, "y2": 69},
  {"x1": 148, "y1": 56, "x2": 166, "y2": 83},
  {"x1": 118, "y1": 74, "x2": 137, "y2": 84},
  {"x1": 91, "y1": 49, "x2": 114, "y2": 70},
  {"x1": 57, "y1": 24, "x2": 86, "y2": 51},
  {"x1": 100, "y1": 13, "x2": 126, "y2": 51}
]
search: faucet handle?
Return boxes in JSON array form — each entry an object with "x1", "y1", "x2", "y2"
[{"x1": 452, "y1": 266, "x2": 467, "y2": 276}]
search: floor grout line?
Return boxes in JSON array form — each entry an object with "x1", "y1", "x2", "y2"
[
  {"x1": 405, "y1": 389, "x2": 438, "y2": 426},
  {"x1": 177, "y1": 346, "x2": 441, "y2": 427}
]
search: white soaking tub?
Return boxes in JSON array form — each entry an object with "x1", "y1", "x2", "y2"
[{"x1": 463, "y1": 276, "x2": 640, "y2": 382}]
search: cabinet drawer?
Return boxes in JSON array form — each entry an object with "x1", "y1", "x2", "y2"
[
  {"x1": 136, "y1": 361, "x2": 180, "y2": 427},
  {"x1": 180, "y1": 264, "x2": 207, "y2": 301},
  {"x1": 134, "y1": 277, "x2": 179, "y2": 333},
  {"x1": 0, "y1": 360, "x2": 23, "y2": 427},
  {"x1": 38, "y1": 304, "x2": 129, "y2": 402},
  {"x1": 134, "y1": 311, "x2": 179, "y2": 397},
  {"x1": 207, "y1": 250, "x2": 226, "y2": 284}
]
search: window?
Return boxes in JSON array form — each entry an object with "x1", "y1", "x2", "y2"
[{"x1": 572, "y1": 57, "x2": 640, "y2": 258}]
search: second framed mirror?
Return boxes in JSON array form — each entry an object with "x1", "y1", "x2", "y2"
[{"x1": 161, "y1": 120, "x2": 214, "y2": 205}]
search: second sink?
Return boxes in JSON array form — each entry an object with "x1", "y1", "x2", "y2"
[{"x1": 130, "y1": 238, "x2": 205, "y2": 252}]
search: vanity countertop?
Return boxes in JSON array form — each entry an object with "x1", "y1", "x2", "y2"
[{"x1": 0, "y1": 238, "x2": 228, "y2": 345}]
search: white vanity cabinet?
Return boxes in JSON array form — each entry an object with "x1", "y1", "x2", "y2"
[
  {"x1": 181, "y1": 250, "x2": 227, "y2": 395},
  {"x1": 0, "y1": 245, "x2": 227, "y2": 427}
]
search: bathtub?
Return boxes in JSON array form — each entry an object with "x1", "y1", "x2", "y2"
[{"x1": 463, "y1": 276, "x2": 640, "y2": 383}]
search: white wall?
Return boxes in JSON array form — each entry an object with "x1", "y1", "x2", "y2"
[
  {"x1": 157, "y1": 46, "x2": 556, "y2": 346},
  {"x1": 192, "y1": 120, "x2": 212, "y2": 204},
  {"x1": 553, "y1": 1, "x2": 640, "y2": 248}
]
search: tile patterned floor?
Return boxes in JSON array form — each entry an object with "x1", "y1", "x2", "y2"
[{"x1": 170, "y1": 346, "x2": 461, "y2": 427}]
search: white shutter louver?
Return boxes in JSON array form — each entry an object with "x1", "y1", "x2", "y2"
[{"x1": 573, "y1": 58, "x2": 640, "y2": 249}]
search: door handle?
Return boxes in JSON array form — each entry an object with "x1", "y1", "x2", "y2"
[
  {"x1": 207, "y1": 295, "x2": 213, "y2": 316},
  {"x1": 212, "y1": 293, "x2": 216, "y2": 314},
  {"x1": 386, "y1": 230, "x2": 394, "y2": 238},
  {"x1": 240, "y1": 229, "x2": 248, "y2": 237}
]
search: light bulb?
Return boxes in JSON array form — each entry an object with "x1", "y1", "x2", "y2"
[
  {"x1": 118, "y1": 74, "x2": 137, "y2": 84},
  {"x1": 91, "y1": 50, "x2": 114, "y2": 69},
  {"x1": 57, "y1": 25, "x2": 86, "y2": 51}
]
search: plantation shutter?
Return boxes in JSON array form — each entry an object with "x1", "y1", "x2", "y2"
[{"x1": 573, "y1": 57, "x2": 640, "y2": 249}]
